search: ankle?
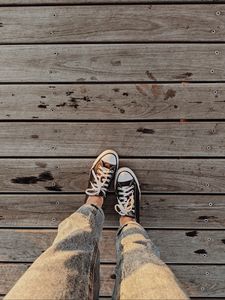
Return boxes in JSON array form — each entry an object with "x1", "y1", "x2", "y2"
[
  {"x1": 120, "y1": 216, "x2": 137, "y2": 226},
  {"x1": 86, "y1": 196, "x2": 104, "y2": 208}
]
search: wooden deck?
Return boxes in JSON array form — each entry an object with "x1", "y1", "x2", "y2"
[{"x1": 0, "y1": 1, "x2": 225, "y2": 299}]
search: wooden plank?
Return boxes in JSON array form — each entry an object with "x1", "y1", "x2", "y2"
[
  {"x1": 1, "y1": 122, "x2": 225, "y2": 157},
  {"x1": 1, "y1": 83, "x2": 225, "y2": 121},
  {"x1": 0, "y1": 5, "x2": 223, "y2": 43},
  {"x1": 141, "y1": 195, "x2": 225, "y2": 229},
  {"x1": 0, "y1": 194, "x2": 225, "y2": 228},
  {"x1": 0, "y1": 263, "x2": 30, "y2": 295},
  {"x1": 1, "y1": 263, "x2": 225, "y2": 297},
  {"x1": 0, "y1": 44, "x2": 223, "y2": 82},
  {"x1": 168, "y1": 265, "x2": 225, "y2": 298},
  {"x1": 1, "y1": 83, "x2": 225, "y2": 120},
  {"x1": 102, "y1": 264, "x2": 225, "y2": 297},
  {"x1": 0, "y1": 158, "x2": 225, "y2": 193},
  {"x1": 1, "y1": 229, "x2": 225, "y2": 263}
]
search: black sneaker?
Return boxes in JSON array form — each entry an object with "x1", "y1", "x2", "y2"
[
  {"x1": 85, "y1": 150, "x2": 119, "y2": 199},
  {"x1": 114, "y1": 167, "x2": 141, "y2": 222}
]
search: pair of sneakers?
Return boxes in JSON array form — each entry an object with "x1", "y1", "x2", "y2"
[{"x1": 85, "y1": 150, "x2": 140, "y2": 222}]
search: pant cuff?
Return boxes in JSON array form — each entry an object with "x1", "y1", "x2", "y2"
[{"x1": 79, "y1": 203, "x2": 105, "y2": 226}]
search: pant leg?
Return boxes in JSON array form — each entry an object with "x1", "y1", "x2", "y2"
[
  {"x1": 5, "y1": 203, "x2": 104, "y2": 300},
  {"x1": 112, "y1": 221, "x2": 189, "y2": 300}
]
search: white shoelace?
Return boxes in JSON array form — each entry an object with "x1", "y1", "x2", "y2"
[
  {"x1": 86, "y1": 165, "x2": 114, "y2": 197},
  {"x1": 115, "y1": 185, "x2": 135, "y2": 216}
]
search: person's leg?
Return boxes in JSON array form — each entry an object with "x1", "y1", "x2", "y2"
[
  {"x1": 112, "y1": 167, "x2": 189, "y2": 300},
  {"x1": 5, "y1": 149, "x2": 119, "y2": 300},
  {"x1": 5, "y1": 199, "x2": 104, "y2": 300}
]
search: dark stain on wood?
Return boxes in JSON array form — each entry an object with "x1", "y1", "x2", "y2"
[
  {"x1": 38, "y1": 104, "x2": 49, "y2": 109},
  {"x1": 69, "y1": 97, "x2": 79, "y2": 109},
  {"x1": 194, "y1": 249, "x2": 207, "y2": 255},
  {"x1": 11, "y1": 171, "x2": 53, "y2": 185},
  {"x1": 112, "y1": 102, "x2": 125, "y2": 114},
  {"x1": 198, "y1": 216, "x2": 218, "y2": 220},
  {"x1": 38, "y1": 171, "x2": 54, "y2": 182},
  {"x1": 137, "y1": 128, "x2": 155, "y2": 134},
  {"x1": 0, "y1": 23, "x2": 3, "y2": 27},
  {"x1": 41, "y1": 96, "x2": 46, "y2": 99},
  {"x1": 123, "y1": 92, "x2": 129, "y2": 96},
  {"x1": 214, "y1": 100, "x2": 225, "y2": 103},
  {"x1": 11, "y1": 176, "x2": 39, "y2": 184},
  {"x1": 66, "y1": 91, "x2": 74, "y2": 96},
  {"x1": 110, "y1": 273, "x2": 116, "y2": 279},
  {"x1": 56, "y1": 102, "x2": 66, "y2": 107},
  {"x1": 221, "y1": 239, "x2": 225, "y2": 244},
  {"x1": 55, "y1": 95, "x2": 90, "y2": 109},
  {"x1": 83, "y1": 96, "x2": 91, "y2": 102},
  {"x1": 186, "y1": 230, "x2": 198, "y2": 237},
  {"x1": 45, "y1": 183, "x2": 62, "y2": 191},
  {"x1": 31, "y1": 134, "x2": 39, "y2": 139},
  {"x1": 113, "y1": 88, "x2": 120, "y2": 92},
  {"x1": 175, "y1": 72, "x2": 193, "y2": 79},
  {"x1": 146, "y1": 71, "x2": 157, "y2": 81},
  {"x1": 111, "y1": 59, "x2": 121, "y2": 66},
  {"x1": 164, "y1": 89, "x2": 176, "y2": 100}
]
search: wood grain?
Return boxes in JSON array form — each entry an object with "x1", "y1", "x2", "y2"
[
  {"x1": 0, "y1": 44, "x2": 223, "y2": 82},
  {"x1": 1, "y1": 84, "x2": 225, "y2": 120},
  {"x1": 0, "y1": 158, "x2": 225, "y2": 193},
  {"x1": 1, "y1": 263, "x2": 225, "y2": 297},
  {"x1": 1, "y1": 194, "x2": 224, "y2": 228},
  {"x1": 0, "y1": 5, "x2": 223, "y2": 43},
  {"x1": 1, "y1": 122, "x2": 225, "y2": 156},
  {"x1": 0, "y1": 0, "x2": 224, "y2": 298},
  {"x1": 1, "y1": 229, "x2": 225, "y2": 263}
]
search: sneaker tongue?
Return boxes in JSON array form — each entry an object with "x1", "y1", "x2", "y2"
[
  {"x1": 119, "y1": 180, "x2": 133, "y2": 187},
  {"x1": 102, "y1": 160, "x2": 113, "y2": 170}
]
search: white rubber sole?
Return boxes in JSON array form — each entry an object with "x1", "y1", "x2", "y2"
[
  {"x1": 114, "y1": 167, "x2": 141, "y2": 197},
  {"x1": 91, "y1": 149, "x2": 119, "y2": 171}
]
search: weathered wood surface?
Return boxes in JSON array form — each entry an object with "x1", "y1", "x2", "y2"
[
  {"x1": 1, "y1": 229, "x2": 225, "y2": 263},
  {"x1": 0, "y1": 44, "x2": 223, "y2": 82},
  {"x1": 1, "y1": 263, "x2": 225, "y2": 297},
  {"x1": 0, "y1": 159, "x2": 225, "y2": 193},
  {"x1": 0, "y1": 1, "x2": 224, "y2": 298},
  {"x1": 0, "y1": 5, "x2": 223, "y2": 43},
  {"x1": 1, "y1": 194, "x2": 224, "y2": 228},
  {"x1": 1, "y1": 84, "x2": 225, "y2": 120},
  {"x1": 1, "y1": 122, "x2": 225, "y2": 157}
]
